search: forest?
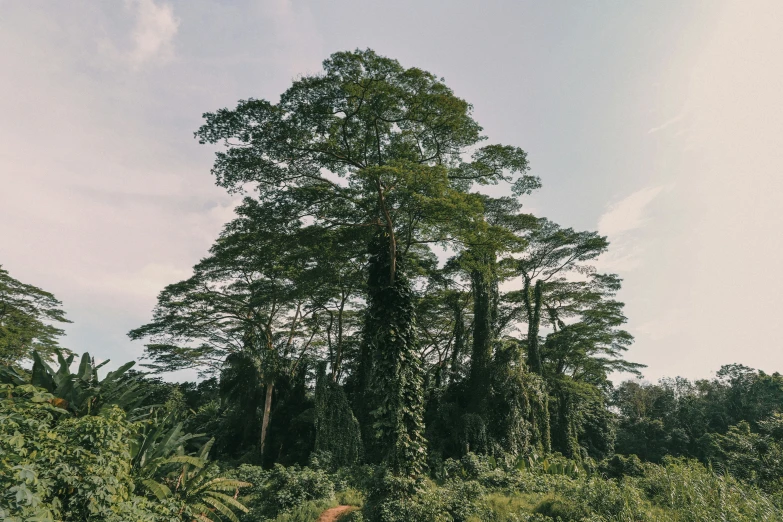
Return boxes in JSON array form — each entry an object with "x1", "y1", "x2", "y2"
[{"x1": 3, "y1": 49, "x2": 783, "y2": 521}]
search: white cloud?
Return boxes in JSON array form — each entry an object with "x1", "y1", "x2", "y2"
[
  {"x1": 648, "y1": 112, "x2": 685, "y2": 134},
  {"x1": 595, "y1": 184, "x2": 672, "y2": 273},
  {"x1": 126, "y1": 0, "x2": 180, "y2": 68},
  {"x1": 598, "y1": 184, "x2": 669, "y2": 238}
]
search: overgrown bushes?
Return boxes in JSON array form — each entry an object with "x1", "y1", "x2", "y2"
[{"x1": 349, "y1": 452, "x2": 783, "y2": 522}]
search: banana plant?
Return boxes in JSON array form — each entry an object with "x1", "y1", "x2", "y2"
[
  {"x1": 131, "y1": 413, "x2": 204, "y2": 480},
  {"x1": 30, "y1": 349, "x2": 146, "y2": 416},
  {"x1": 141, "y1": 438, "x2": 251, "y2": 522},
  {"x1": 515, "y1": 452, "x2": 585, "y2": 478},
  {"x1": 0, "y1": 364, "x2": 26, "y2": 385}
]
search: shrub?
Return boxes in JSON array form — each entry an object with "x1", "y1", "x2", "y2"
[
  {"x1": 532, "y1": 497, "x2": 588, "y2": 521},
  {"x1": 638, "y1": 457, "x2": 782, "y2": 521},
  {"x1": 336, "y1": 487, "x2": 365, "y2": 507},
  {"x1": 441, "y1": 480, "x2": 490, "y2": 521},
  {"x1": 262, "y1": 464, "x2": 335, "y2": 517},
  {"x1": 266, "y1": 500, "x2": 336, "y2": 522},
  {"x1": 362, "y1": 468, "x2": 449, "y2": 522},
  {"x1": 599, "y1": 454, "x2": 645, "y2": 479},
  {"x1": 0, "y1": 384, "x2": 175, "y2": 521}
]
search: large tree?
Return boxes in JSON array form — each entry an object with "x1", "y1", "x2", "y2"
[
  {"x1": 459, "y1": 196, "x2": 537, "y2": 410},
  {"x1": 194, "y1": 49, "x2": 534, "y2": 475},
  {"x1": 0, "y1": 265, "x2": 70, "y2": 364}
]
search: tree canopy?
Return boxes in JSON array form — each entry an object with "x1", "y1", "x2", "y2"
[{"x1": 0, "y1": 265, "x2": 70, "y2": 364}]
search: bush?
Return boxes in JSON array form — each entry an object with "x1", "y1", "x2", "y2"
[
  {"x1": 599, "y1": 454, "x2": 644, "y2": 479},
  {"x1": 266, "y1": 500, "x2": 336, "y2": 522},
  {"x1": 441, "y1": 480, "x2": 490, "y2": 521},
  {"x1": 532, "y1": 497, "x2": 588, "y2": 521},
  {"x1": 232, "y1": 463, "x2": 335, "y2": 520},
  {"x1": 342, "y1": 511, "x2": 365, "y2": 522},
  {"x1": 362, "y1": 468, "x2": 449, "y2": 522},
  {"x1": 264, "y1": 464, "x2": 335, "y2": 516},
  {"x1": 0, "y1": 385, "x2": 166, "y2": 521},
  {"x1": 568, "y1": 476, "x2": 650, "y2": 520},
  {"x1": 443, "y1": 452, "x2": 495, "y2": 480},
  {"x1": 336, "y1": 487, "x2": 365, "y2": 507}
]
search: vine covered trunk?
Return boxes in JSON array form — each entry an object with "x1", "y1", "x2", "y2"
[
  {"x1": 361, "y1": 230, "x2": 427, "y2": 476},
  {"x1": 524, "y1": 276, "x2": 544, "y2": 374},
  {"x1": 469, "y1": 250, "x2": 498, "y2": 410}
]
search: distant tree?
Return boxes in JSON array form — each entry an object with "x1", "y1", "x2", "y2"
[
  {"x1": 502, "y1": 220, "x2": 608, "y2": 374},
  {"x1": 0, "y1": 265, "x2": 70, "y2": 364},
  {"x1": 540, "y1": 273, "x2": 642, "y2": 384}
]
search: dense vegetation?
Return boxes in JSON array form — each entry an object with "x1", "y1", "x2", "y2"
[{"x1": 3, "y1": 50, "x2": 783, "y2": 521}]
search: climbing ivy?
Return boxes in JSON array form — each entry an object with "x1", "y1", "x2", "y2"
[
  {"x1": 314, "y1": 362, "x2": 363, "y2": 469},
  {"x1": 362, "y1": 231, "x2": 427, "y2": 476},
  {"x1": 488, "y1": 343, "x2": 551, "y2": 457}
]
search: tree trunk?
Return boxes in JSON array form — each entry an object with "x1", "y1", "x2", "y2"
[
  {"x1": 524, "y1": 276, "x2": 544, "y2": 374},
  {"x1": 260, "y1": 381, "x2": 273, "y2": 456},
  {"x1": 469, "y1": 250, "x2": 497, "y2": 408},
  {"x1": 362, "y1": 229, "x2": 427, "y2": 476},
  {"x1": 449, "y1": 293, "x2": 465, "y2": 384},
  {"x1": 332, "y1": 294, "x2": 347, "y2": 382}
]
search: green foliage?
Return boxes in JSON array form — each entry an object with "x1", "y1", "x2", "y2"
[
  {"x1": 502, "y1": 219, "x2": 610, "y2": 376},
  {"x1": 314, "y1": 363, "x2": 363, "y2": 469},
  {"x1": 0, "y1": 265, "x2": 71, "y2": 364},
  {"x1": 361, "y1": 469, "x2": 450, "y2": 522},
  {"x1": 29, "y1": 349, "x2": 145, "y2": 416},
  {"x1": 239, "y1": 464, "x2": 335, "y2": 519},
  {"x1": 1, "y1": 382, "x2": 250, "y2": 522},
  {"x1": 265, "y1": 500, "x2": 339, "y2": 522},
  {"x1": 599, "y1": 454, "x2": 645, "y2": 480},
  {"x1": 416, "y1": 453, "x2": 783, "y2": 521},
  {"x1": 131, "y1": 414, "x2": 204, "y2": 480},
  {"x1": 704, "y1": 415, "x2": 783, "y2": 492},
  {"x1": 548, "y1": 377, "x2": 615, "y2": 461},
  {"x1": 0, "y1": 384, "x2": 170, "y2": 521},
  {"x1": 336, "y1": 487, "x2": 365, "y2": 507},
  {"x1": 488, "y1": 353, "x2": 551, "y2": 457},
  {"x1": 361, "y1": 231, "x2": 427, "y2": 476},
  {"x1": 638, "y1": 457, "x2": 780, "y2": 521},
  {"x1": 140, "y1": 438, "x2": 251, "y2": 522},
  {"x1": 613, "y1": 366, "x2": 783, "y2": 467}
]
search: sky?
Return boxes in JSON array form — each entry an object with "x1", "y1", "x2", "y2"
[{"x1": 1, "y1": 0, "x2": 782, "y2": 383}]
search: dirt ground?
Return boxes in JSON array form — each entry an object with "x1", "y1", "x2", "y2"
[{"x1": 316, "y1": 505, "x2": 358, "y2": 522}]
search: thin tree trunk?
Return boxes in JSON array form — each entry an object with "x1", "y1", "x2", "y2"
[
  {"x1": 260, "y1": 381, "x2": 273, "y2": 456},
  {"x1": 524, "y1": 275, "x2": 544, "y2": 374},
  {"x1": 375, "y1": 179, "x2": 397, "y2": 284},
  {"x1": 333, "y1": 293, "x2": 347, "y2": 381},
  {"x1": 449, "y1": 293, "x2": 465, "y2": 384}
]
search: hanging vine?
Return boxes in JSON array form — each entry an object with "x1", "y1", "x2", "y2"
[{"x1": 314, "y1": 362, "x2": 363, "y2": 468}]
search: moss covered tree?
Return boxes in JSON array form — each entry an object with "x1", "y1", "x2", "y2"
[{"x1": 193, "y1": 49, "x2": 533, "y2": 475}]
